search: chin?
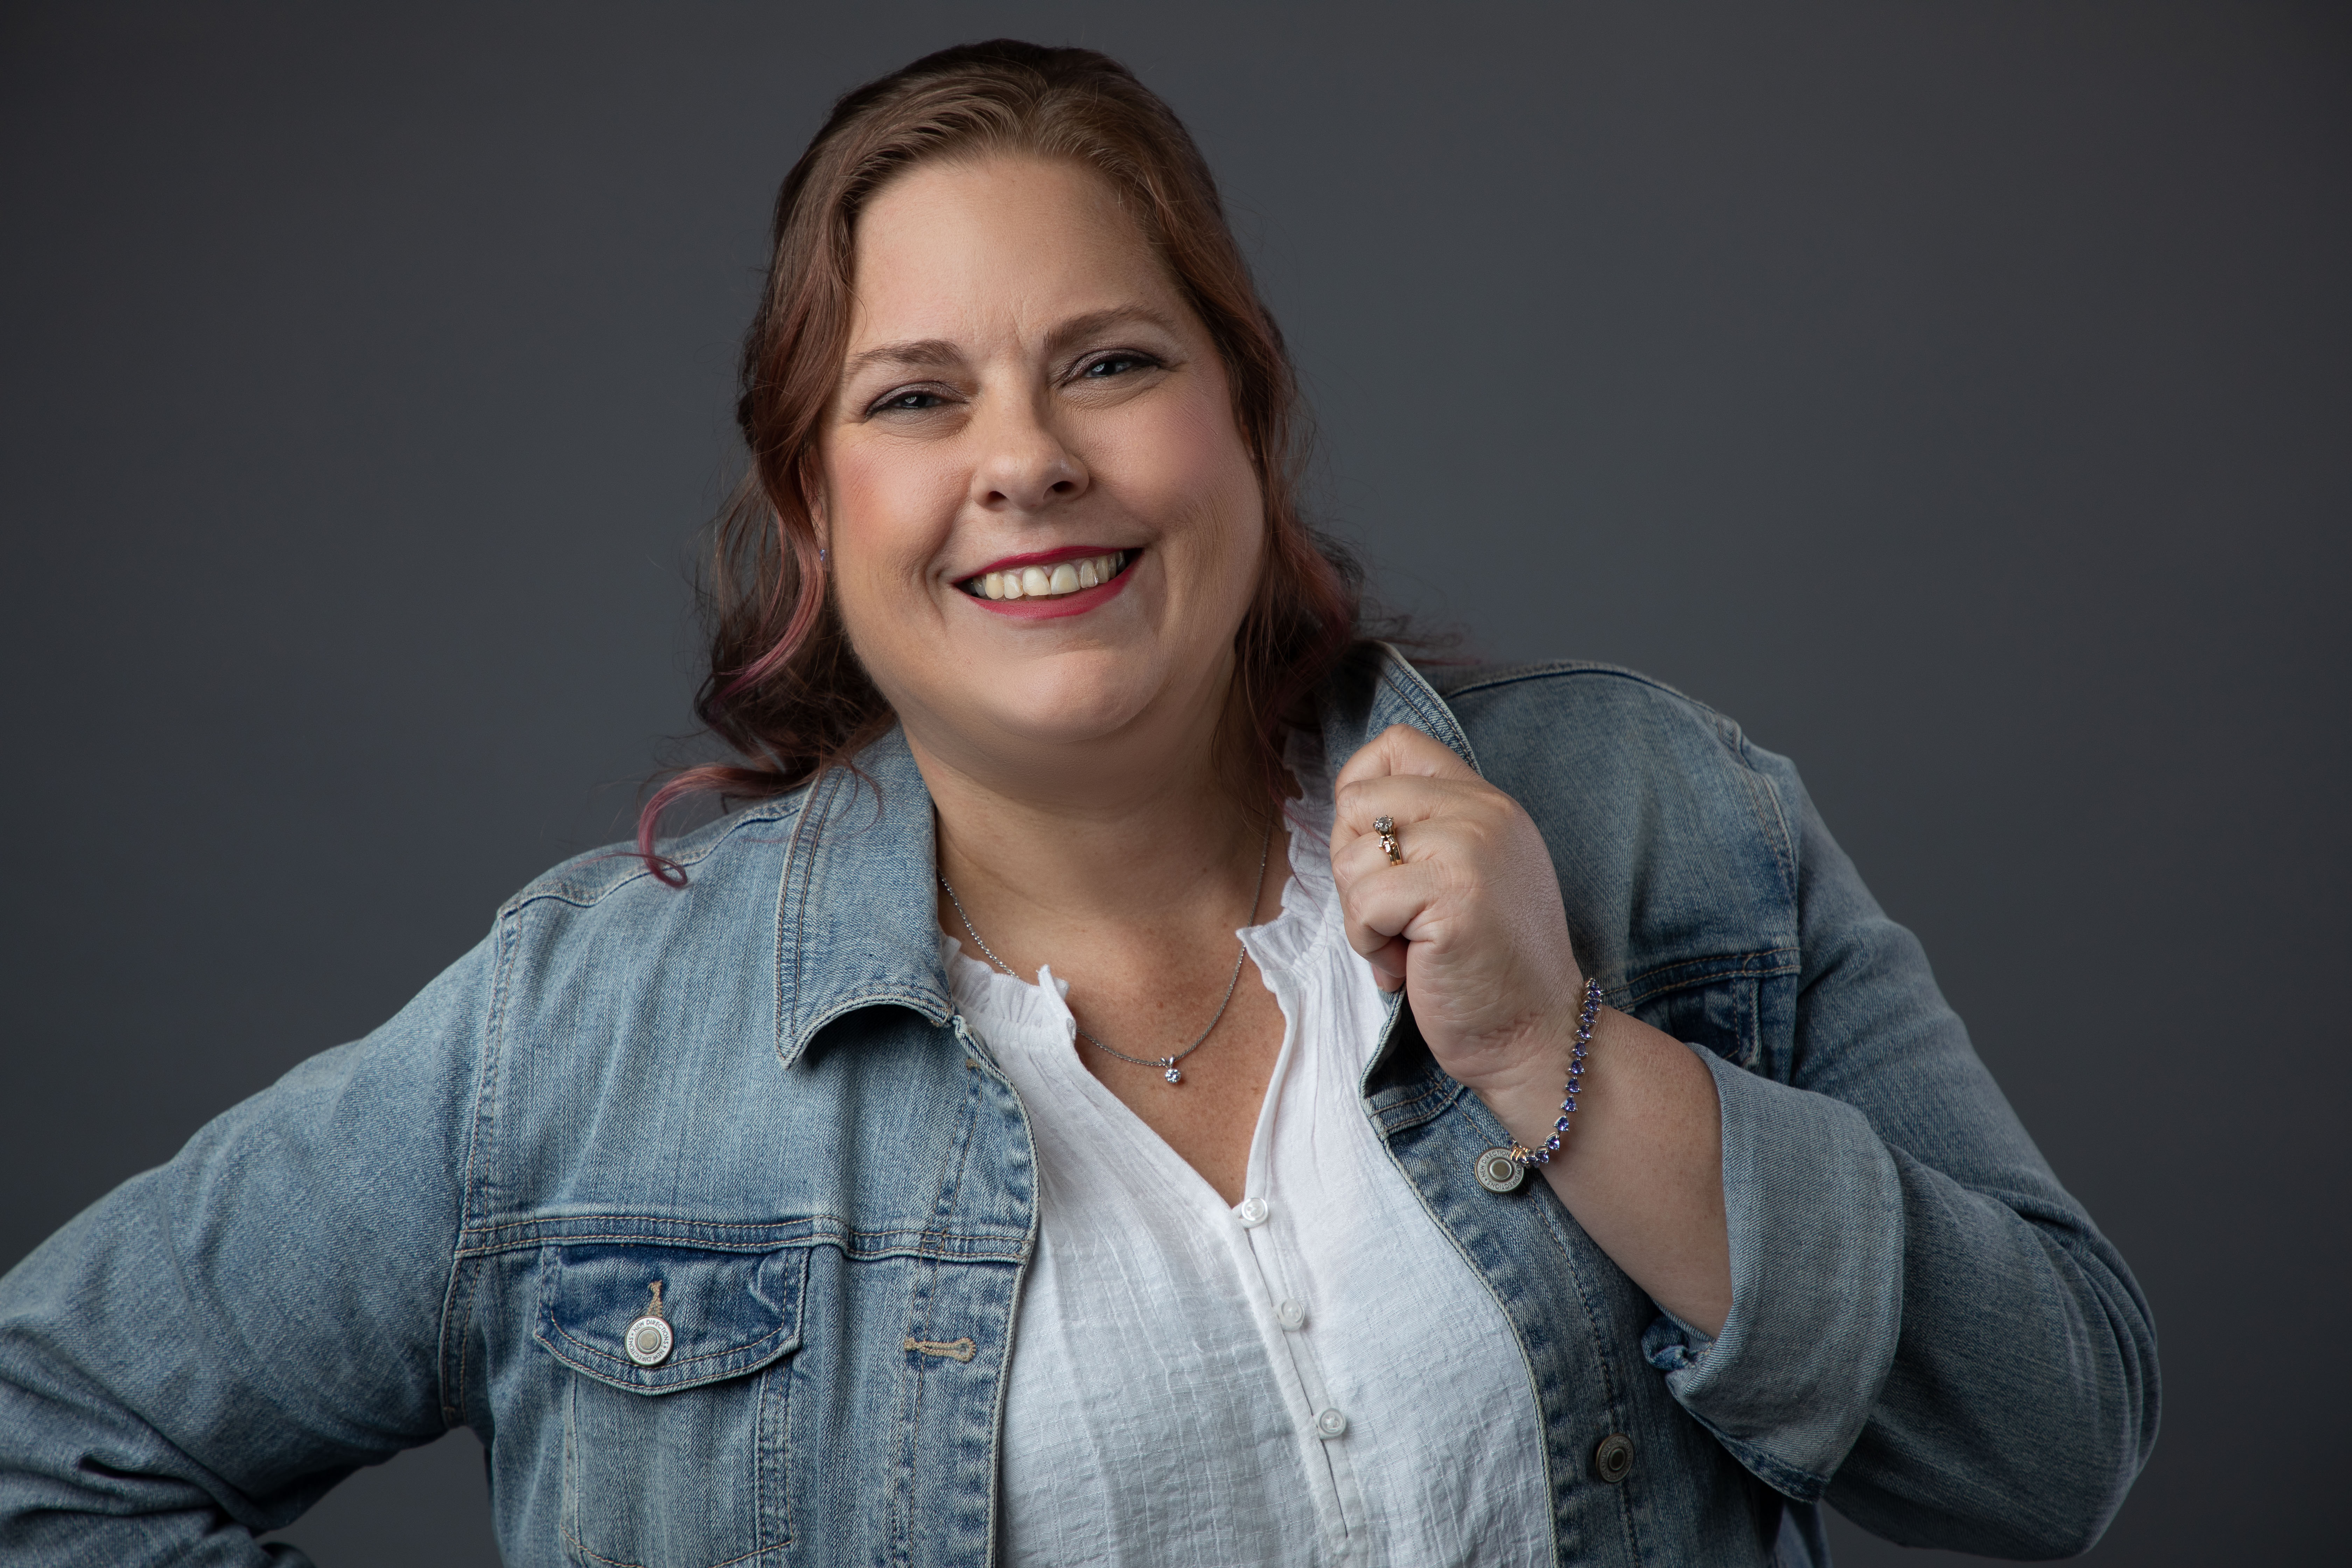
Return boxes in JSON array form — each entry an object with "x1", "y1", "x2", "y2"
[{"x1": 965, "y1": 648, "x2": 1191, "y2": 750}]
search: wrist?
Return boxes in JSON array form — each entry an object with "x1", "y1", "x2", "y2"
[{"x1": 1463, "y1": 979, "x2": 1601, "y2": 1166}]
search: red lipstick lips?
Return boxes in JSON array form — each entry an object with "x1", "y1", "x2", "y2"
[{"x1": 960, "y1": 545, "x2": 1137, "y2": 619}]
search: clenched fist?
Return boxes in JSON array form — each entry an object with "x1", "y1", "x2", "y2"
[{"x1": 1330, "y1": 724, "x2": 1588, "y2": 1102}]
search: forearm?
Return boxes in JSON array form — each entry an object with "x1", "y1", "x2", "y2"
[
  {"x1": 0, "y1": 943, "x2": 490, "y2": 1558},
  {"x1": 1474, "y1": 1006, "x2": 1733, "y2": 1335}
]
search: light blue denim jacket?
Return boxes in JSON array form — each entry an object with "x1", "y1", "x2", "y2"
[{"x1": 0, "y1": 652, "x2": 2157, "y2": 1566}]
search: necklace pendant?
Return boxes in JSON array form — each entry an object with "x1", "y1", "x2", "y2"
[{"x1": 1162, "y1": 1060, "x2": 1182, "y2": 1084}]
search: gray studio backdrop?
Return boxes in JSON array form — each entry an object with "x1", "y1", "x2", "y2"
[{"x1": 3, "y1": 3, "x2": 2344, "y2": 1563}]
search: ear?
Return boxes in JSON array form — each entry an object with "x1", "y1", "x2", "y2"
[{"x1": 799, "y1": 462, "x2": 830, "y2": 556}]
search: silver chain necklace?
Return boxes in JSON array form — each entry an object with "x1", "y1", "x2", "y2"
[{"x1": 938, "y1": 815, "x2": 1274, "y2": 1085}]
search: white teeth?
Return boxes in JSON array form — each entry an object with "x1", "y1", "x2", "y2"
[{"x1": 967, "y1": 551, "x2": 1128, "y2": 600}]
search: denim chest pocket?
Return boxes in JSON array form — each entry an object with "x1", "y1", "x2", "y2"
[
  {"x1": 534, "y1": 1241, "x2": 810, "y2": 1568},
  {"x1": 1621, "y1": 951, "x2": 1798, "y2": 1076}
]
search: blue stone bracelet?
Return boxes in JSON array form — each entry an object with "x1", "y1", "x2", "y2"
[{"x1": 1511, "y1": 976, "x2": 1603, "y2": 1168}]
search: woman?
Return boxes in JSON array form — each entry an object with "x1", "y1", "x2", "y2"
[{"x1": 0, "y1": 40, "x2": 2154, "y2": 1567}]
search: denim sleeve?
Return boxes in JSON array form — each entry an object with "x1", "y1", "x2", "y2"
[
  {"x1": 1640, "y1": 768, "x2": 2160, "y2": 1559},
  {"x1": 0, "y1": 933, "x2": 492, "y2": 1566}
]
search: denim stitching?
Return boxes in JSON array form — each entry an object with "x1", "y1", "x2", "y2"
[
  {"x1": 1366, "y1": 1068, "x2": 1463, "y2": 1135},
  {"x1": 1619, "y1": 949, "x2": 1801, "y2": 1011},
  {"x1": 460, "y1": 1228, "x2": 1028, "y2": 1264},
  {"x1": 446, "y1": 911, "x2": 517, "y2": 1424},
  {"x1": 891, "y1": 1040, "x2": 988, "y2": 1566},
  {"x1": 509, "y1": 799, "x2": 806, "y2": 918},
  {"x1": 1429, "y1": 1056, "x2": 1647, "y2": 1556},
  {"x1": 560, "y1": 1516, "x2": 643, "y2": 1568},
  {"x1": 1430, "y1": 659, "x2": 1713, "y2": 714},
  {"x1": 776, "y1": 767, "x2": 839, "y2": 1066},
  {"x1": 456, "y1": 1213, "x2": 1024, "y2": 1244},
  {"x1": 435, "y1": 1254, "x2": 477, "y2": 1428},
  {"x1": 557, "y1": 1519, "x2": 775, "y2": 1568},
  {"x1": 467, "y1": 911, "x2": 516, "y2": 1244},
  {"x1": 1375, "y1": 657, "x2": 1483, "y2": 772},
  {"x1": 1731, "y1": 747, "x2": 1800, "y2": 911},
  {"x1": 544, "y1": 1316, "x2": 795, "y2": 1374},
  {"x1": 788, "y1": 987, "x2": 956, "y2": 1063},
  {"x1": 1528, "y1": 1179, "x2": 1648, "y2": 1562}
]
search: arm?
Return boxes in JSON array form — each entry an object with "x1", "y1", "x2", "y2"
[
  {"x1": 1647, "y1": 774, "x2": 2159, "y2": 1555},
  {"x1": 1332, "y1": 724, "x2": 1734, "y2": 1332},
  {"x1": 0, "y1": 935, "x2": 491, "y2": 1566},
  {"x1": 1334, "y1": 723, "x2": 2158, "y2": 1557}
]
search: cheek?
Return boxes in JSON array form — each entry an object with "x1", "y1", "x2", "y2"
[
  {"x1": 821, "y1": 436, "x2": 965, "y2": 583},
  {"x1": 1116, "y1": 390, "x2": 1264, "y2": 564},
  {"x1": 825, "y1": 439, "x2": 924, "y2": 537}
]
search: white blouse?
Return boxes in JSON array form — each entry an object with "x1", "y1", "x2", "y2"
[{"x1": 943, "y1": 768, "x2": 1550, "y2": 1567}]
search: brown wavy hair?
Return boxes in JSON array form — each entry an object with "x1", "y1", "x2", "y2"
[{"x1": 637, "y1": 40, "x2": 1364, "y2": 876}]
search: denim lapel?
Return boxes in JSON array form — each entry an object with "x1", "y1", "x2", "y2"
[
  {"x1": 1316, "y1": 642, "x2": 1483, "y2": 778},
  {"x1": 771, "y1": 724, "x2": 955, "y2": 1070}
]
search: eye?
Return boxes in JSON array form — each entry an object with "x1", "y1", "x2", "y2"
[
  {"x1": 1078, "y1": 352, "x2": 1159, "y2": 380},
  {"x1": 870, "y1": 387, "x2": 949, "y2": 414}
]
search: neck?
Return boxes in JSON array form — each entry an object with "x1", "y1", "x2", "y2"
[{"x1": 910, "y1": 679, "x2": 1276, "y2": 948}]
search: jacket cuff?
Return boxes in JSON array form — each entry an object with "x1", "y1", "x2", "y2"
[{"x1": 1640, "y1": 1045, "x2": 1905, "y2": 1500}]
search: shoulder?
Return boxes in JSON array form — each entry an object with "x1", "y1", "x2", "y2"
[
  {"x1": 1424, "y1": 658, "x2": 1766, "y2": 774},
  {"x1": 1423, "y1": 658, "x2": 1805, "y2": 905},
  {"x1": 496, "y1": 787, "x2": 812, "y2": 925}
]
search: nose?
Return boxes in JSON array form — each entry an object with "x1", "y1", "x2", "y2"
[{"x1": 969, "y1": 395, "x2": 1088, "y2": 513}]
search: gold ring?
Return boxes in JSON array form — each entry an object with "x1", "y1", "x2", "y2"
[{"x1": 1373, "y1": 814, "x2": 1402, "y2": 864}]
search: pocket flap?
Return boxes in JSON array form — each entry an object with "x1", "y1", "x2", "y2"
[{"x1": 534, "y1": 1241, "x2": 808, "y2": 1393}]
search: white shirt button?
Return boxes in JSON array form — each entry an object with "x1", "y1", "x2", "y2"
[
  {"x1": 1236, "y1": 1196, "x2": 1270, "y2": 1227},
  {"x1": 1277, "y1": 1298, "x2": 1308, "y2": 1330},
  {"x1": 1315, "y1": 1407, "x2": 1349, "y2": 1438}
]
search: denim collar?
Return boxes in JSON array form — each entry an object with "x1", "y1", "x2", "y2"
[{"x1": 770, "y1": 643, "x2": 1480, "y2": 1069}]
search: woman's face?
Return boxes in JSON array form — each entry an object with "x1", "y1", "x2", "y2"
[{"x1": 819, "y1": 154, "x2": 1266, "y2": 780}]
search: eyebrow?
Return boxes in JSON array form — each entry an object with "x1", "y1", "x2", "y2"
[
  {"x1": 840, "y1": 307, "x2": 1185, "y2": 379},
  {"x1": 841, "y1": 337, "x2": 962, "y2": 377}
]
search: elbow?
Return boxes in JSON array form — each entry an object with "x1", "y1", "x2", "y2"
[
  {"x1": 1830, "y1": 1437, "x2": 2147, "y2": 1561},
  {"x1": 1981, "y1": 1342, "x2": 2162, "y2": 1558},
  {"x1": 1832, "y1": 1339, "x2": 2160, "y2": 1559},
  {"x1": 1970, "y1": 1230, "x2": 2165, "y2": 1556},
  {"x1": 2005, "y1": 1467, "x2": 2137, "y2": 1561},
  {"x1": 2035, "y1": 1394, "x2": 2162, "y2": 1558}
]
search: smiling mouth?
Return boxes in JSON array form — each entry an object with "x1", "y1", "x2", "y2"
[{"x1": 960, "y1": 550, "x2": 1133, "y2": 601}]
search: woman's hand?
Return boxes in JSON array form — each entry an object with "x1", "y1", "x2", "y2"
[
  {"x1": 1332, "y1": 723, "x2": 1732, "y2": 1333},
  {"x1": 1330, "y1": 724, "x2": 1588, "y2": 1101}
]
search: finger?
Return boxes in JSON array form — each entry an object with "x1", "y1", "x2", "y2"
[
  {"x1": 1338, "y1": 859, "x2": 1458, "y2": 958},
  {"x1": 1330, "y1": 773, "x2": 1489, "y2": 856},
  {"x1": 1363, "y1": 934, "x2": 1408, "y2": 992},
  {"x1": 1333, "y1": 723, "x2": 1479, "y2": 794},
  {"x1": 1328, "y1": 811, "x2": 1482, "y2": 890}
]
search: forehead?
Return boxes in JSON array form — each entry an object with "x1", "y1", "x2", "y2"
[{"x1": 844, "y1": 155, "x2": 1181, "y2": 350}]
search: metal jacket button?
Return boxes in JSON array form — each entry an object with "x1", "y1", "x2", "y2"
[
  {"x1": 1594, "y1": 1432, "x2": 1634, "y2": 1483},
  {"x1": 1476, "y1": 1148, "x2": 1526, "y2": 1192},
  {"x1": 625, "y1": 1315, "x2": 674, "y2": 1367}
]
